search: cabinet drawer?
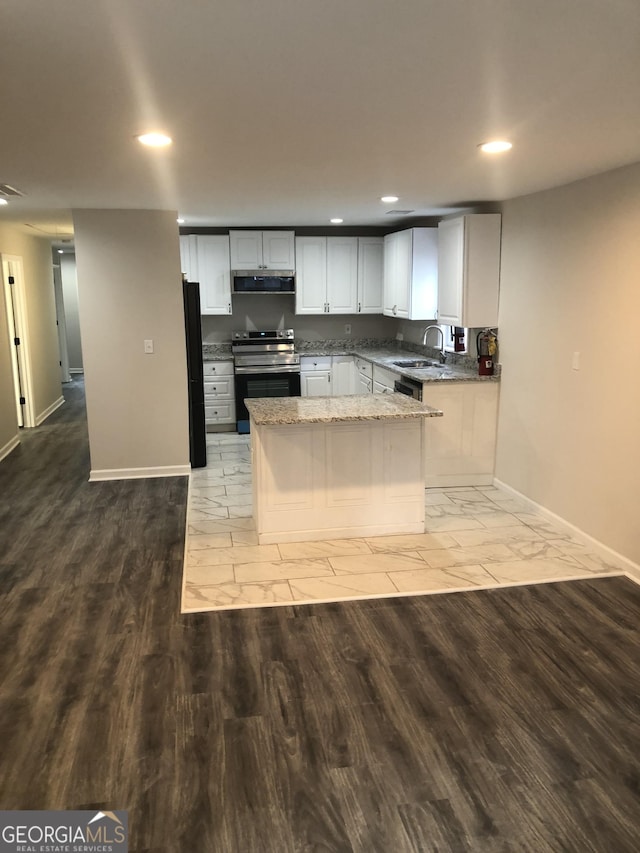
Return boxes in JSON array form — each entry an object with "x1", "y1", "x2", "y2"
[
  {"x1": 205, "y1": 402, "x2": 236, "y2": 423},
  {"x1": 354, "y1": 357, "x2": 373, "y2": 379},
  {"x1": 372, "y1": 364, "x2": 397, "y2": 391},
  {"x1": 203, "y1": 360, "x2": 234, "y2": 377},
  {"x1": 300, "y1": 356, "x2": 332, "y2": 371},
  {"x1": 204, "y1": 377, "x2": 234, "y2": 398}
]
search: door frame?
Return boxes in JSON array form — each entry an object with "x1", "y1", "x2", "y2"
[{"x1": 2, "y1": 254, "x2": 35, "y2": 428}]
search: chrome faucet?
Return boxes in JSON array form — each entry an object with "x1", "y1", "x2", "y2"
[{"x1": 422, "y1": 325, "x2": 446, "y2": 363}]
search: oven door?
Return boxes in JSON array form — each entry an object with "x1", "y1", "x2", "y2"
[{"x1": 234, "y1": 368, "x2": 301, "y2": 434}]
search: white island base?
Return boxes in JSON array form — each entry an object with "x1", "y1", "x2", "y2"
[{"x1": 251, "y1": 416, "x2": 427, "y2": 545}]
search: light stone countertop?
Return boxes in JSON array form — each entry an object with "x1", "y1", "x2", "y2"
[
  {"x1": 245, "y1": 394, "x2": 443, "y2": 426},
  {"x1": 301, "y1": 346, "x2": 499, "y2": 383}
]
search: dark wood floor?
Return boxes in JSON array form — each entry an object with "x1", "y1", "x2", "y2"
[{"x1": 1, "y1": 377, "x2": 639, "y2": 852}]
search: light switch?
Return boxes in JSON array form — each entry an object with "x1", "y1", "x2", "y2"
[
  {"x1": 572, "y1": 351, "x2": 580, "y2": 370},
  {"x1": 144, "y1": 339, "x2": 154, "y2": 354}
]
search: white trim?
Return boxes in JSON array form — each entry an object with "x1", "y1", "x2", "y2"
[
  {"x1": 0, "y1": 434, "x2": 20, "y2": 463},
  {"x1": 35, "y1": 396, "x2": 65, "y2": 426},
  {"x1": 89, "y1": 464, "x2": 191, "y2": 482},
  {"x1": 494, "y1": 477, "x2": 640, "y2": 582},
  {"x1": 69, "y1": 368, "x2": 84, "y2": 374}
]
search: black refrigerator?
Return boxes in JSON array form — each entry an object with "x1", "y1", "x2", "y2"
[{"x1": 183, "y1": 280, "x2": 207, "y2": 468}]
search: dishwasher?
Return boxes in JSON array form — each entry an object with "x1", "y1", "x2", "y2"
[{"x1": 394, "y1": 375, "x2": 423, "y2": 401}]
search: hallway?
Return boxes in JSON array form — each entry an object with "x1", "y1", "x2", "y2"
[{"x1": 1, "y1": 380, "x2": 639, "y2": 852}]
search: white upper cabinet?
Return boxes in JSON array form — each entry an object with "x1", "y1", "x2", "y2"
[
  {"x1": 437, "y1": 214, "x2": 501, "y2": 328},
  {"x1": 383, "y1": 228, "x2": 438, "y2": 320},
  {"x1": 295, "y1": 237, "x2": 327, "y2": 314},
  {"x1": 295, "y1": 236, "x2": 358, "y2": 314},
  {"x1": 357, "y1": 237, "x2": 384, "y2": 313},
  {"x1": 229, "y1": 230, "x2": 295, "y2": 270},
  {"x1": 296, "y1": 236, "x2": 382, "y2": 315},
  {"x1": 326, "y1": 237, "x2": 358, "y2": 314},
  {"x1": 180, "y1": 234, "x2": 231, "y2": 314}
]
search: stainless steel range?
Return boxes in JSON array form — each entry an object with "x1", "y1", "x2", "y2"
[{"x1": 232, "y1": 329, "x2": 301, "y2": 433}]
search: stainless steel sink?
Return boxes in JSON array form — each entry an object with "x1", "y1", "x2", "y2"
[{"x1": 392, "y1": 359, "x2": 441, "y2": 368}]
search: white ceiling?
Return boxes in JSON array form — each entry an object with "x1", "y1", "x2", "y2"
[{"x1": 1, "y1": 0, "x2": 639, "y2": 239}]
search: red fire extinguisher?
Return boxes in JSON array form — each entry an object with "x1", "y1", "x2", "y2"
[{"x1": 477, "y1": 329, "x2": 497, "y2": 375}]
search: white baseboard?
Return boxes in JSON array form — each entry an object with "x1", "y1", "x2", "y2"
[
  {"x1": 0, "y1": 434, "x2": 20, "y2": 463},
  {"x1": 69, "y1": 368, "x2": 84, "y2": 374},
  {"x1": 35, "y1": 396, "x2": 65, "y2": 426},
  {"x1": 89, "y1": 464, "x2": 191, "y2": 482},
  {"x1": 494, "y1": 477, "x2": 640, "y2": 584}
]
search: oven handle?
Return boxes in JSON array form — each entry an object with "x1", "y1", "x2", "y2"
[{"x1": 234, "y1": 364, "x2": 301, "y2": 375}]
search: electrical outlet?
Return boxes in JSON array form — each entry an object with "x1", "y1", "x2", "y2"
[
  {"x1": 344, "y1": 324, "x2": 351, "y2": 335},
  {"x1": 144, "y1": 339, "x2": 154, "y2": 354},
  {"x1": 396, "y1": 332, "x2": 404, "y2": 341}
]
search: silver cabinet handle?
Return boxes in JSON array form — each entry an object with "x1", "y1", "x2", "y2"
[
  {"x1": 228, "y1": 303, "x2": 231, "y2": 313},
  {"x1": 358, "y1": 302, "x2": 361, "y2": 312}
]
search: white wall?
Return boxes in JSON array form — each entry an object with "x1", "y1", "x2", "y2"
[
  {"x1": 60, "y1": 253, "x2": 83, "y2": 371},
  {"x1": 496, "y1": 161, "x2": 640, "y2": 567},
  {"x1": 73, "y1": 209, "x2": 190, "y2": 479}
]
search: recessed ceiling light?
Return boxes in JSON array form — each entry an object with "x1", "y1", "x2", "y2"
[
  {"x1": 58, "y1": 249, "x2": 64, "y2": 254},
  {"x1": 380, "y1": 196, "x2": 399, "y2": 203},
  {"x1": 136, "y1": 132, "x2": 172, "y2": 147},
  {"x1": 478, "y1": 140, "x2": 512, "y2": 153},
  {"x1": 0, "y1": 198, "x2": 8, "y2": 206},
  {"x1": 176, "y1": 218, "x2": 185, "y2": 224},
  {"x1": 330, "y1": 218, "x2": 343, "y2": 224}
]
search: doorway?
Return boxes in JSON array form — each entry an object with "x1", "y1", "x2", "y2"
[{"x1": 2, "y1": 254, "x2": 35, "y2": 428}]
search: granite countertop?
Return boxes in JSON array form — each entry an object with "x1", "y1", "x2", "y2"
[
  {"x1": 245, "y1": 394, "x2": 443, "y2": 426},
  {"x1": 300, "y1": 346, "x2": 500, "y2": 383}
]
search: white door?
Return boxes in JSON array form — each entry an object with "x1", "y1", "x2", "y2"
[
  {"x1": 295, "y1": 237, "x2": 327, "y2": 314},
  {"x1": 327, "y1": 237, "x2": 358, "y2": 314},
  {"x1": 2, "y1": 255, "x2": 35, "y2": 427},
  {"x1": 197, "y1": 236, "x2": 232, "y2": 314},
  {"x1": 229, "y1": 231, "x2": 263, "y2": 268},
  {"x1": 357, "y1": 237, "x2": 383, "y2": 314},
  {"x1": 262, "y1": 231, "x2": 295, "y2": 269}
]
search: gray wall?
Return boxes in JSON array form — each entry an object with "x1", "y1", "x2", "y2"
[
  {"x1": 73, "y1": 209, "x2": 190, "y2": 478},
  {"x1": 496, "y1": 160, "x2": 640, "y2": 566}
]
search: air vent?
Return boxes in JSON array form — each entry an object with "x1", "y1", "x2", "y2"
[
  {"x1": 385, "y1": 209, "x2": 414, "y2": 215},
  {"x1": 0, "y1": 183, "x2": 25, "y2": 198}
]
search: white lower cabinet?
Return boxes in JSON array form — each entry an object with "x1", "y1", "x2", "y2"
[
  {"x1": 372, "y1": 364, "x2": 397, "y2": 394},
  {"x1": 331, "y1": 356, "x2": 358, "y2": 395},
  {"x1": 422, "y1": 381, "x2": 499, "y2": 486},
  {"x1": 354, "y1": 357, "x2": 373, "y2": 394},
  {"x1": 300, "y1": 356, "x2": 332, "y2": 396},
  {"x1": 203, "y1": 361, "x2": 235, "y2": 427}
]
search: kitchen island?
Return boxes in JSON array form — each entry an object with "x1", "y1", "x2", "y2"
[{"x1": 246, "y1": 394, "x2": 443, "y2": 544}]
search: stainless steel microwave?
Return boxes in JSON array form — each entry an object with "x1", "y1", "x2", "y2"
[{"x1": 232, "y1": 271, "x2": 295, "y2": 294}]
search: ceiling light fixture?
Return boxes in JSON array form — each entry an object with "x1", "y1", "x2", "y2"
[
  {"x1": 176, "y1": 218, "x2": 185, "y2": 224},
  {"x1": 58, "y1": 249, "x2": 64, "y2": 254},
  {"x1": 478, "y1": 140, "x2": 512, "y2": 154},
  {"x1": 0, "y1": 198, "x2": 8, "y2": 206},
  {"x1": 330, "y1": 218, "x2": 343, "y2": 224},
  {"x1": 380, "y1": 196, "x2": 399, "y2": 203},
  {"x1": 136, "y1": 132, "x2": 172, "y2": 147}
]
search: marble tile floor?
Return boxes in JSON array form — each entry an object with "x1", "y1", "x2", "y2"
[{"x1": 182, "y1": 433, "x2": 625, "y2": 613}]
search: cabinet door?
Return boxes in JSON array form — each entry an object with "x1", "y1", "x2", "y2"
[
  {"x1": 197, "y1": 235, "x2": 232, "y2": 314},
  {"x1": 357, "y1": 373, "x2": 372, "y2": 394},
  {"x1": 332, "y1": 356, "x2": 357, "y2": 396},
  {"x1": 179, "y1": 235, "x2": 198, "y2": 281},
  {"x1": 437, "y1": 218, "x2": 465, "y2": 326},
  {"x1": 393, "y1": 229, "x2": 413, "y2": 319},
  {"x1": 295, "y1": 237, "x2": 327, "y2": 314},
  {"x1": 372, "y1": 364, "x2": 397, "y2": 393},
  {"x1": 262, "y1": 231, "x2": 295, "y2": 269},
  {"x1": 301, "y1": 371, "x2": 331, "y2": 396},
  {"x1": 229, "y1": 231, "x2": 262, "y2": 269},
  {"x1": 357, "y1": 237, "x2": 383, "y2": 313},
  {"x1": 327, "y1": 237, "x2": 358, "y2": 313},
  {"x1": 383, "y1": 232, "x2": 398, "y2": 316}
]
